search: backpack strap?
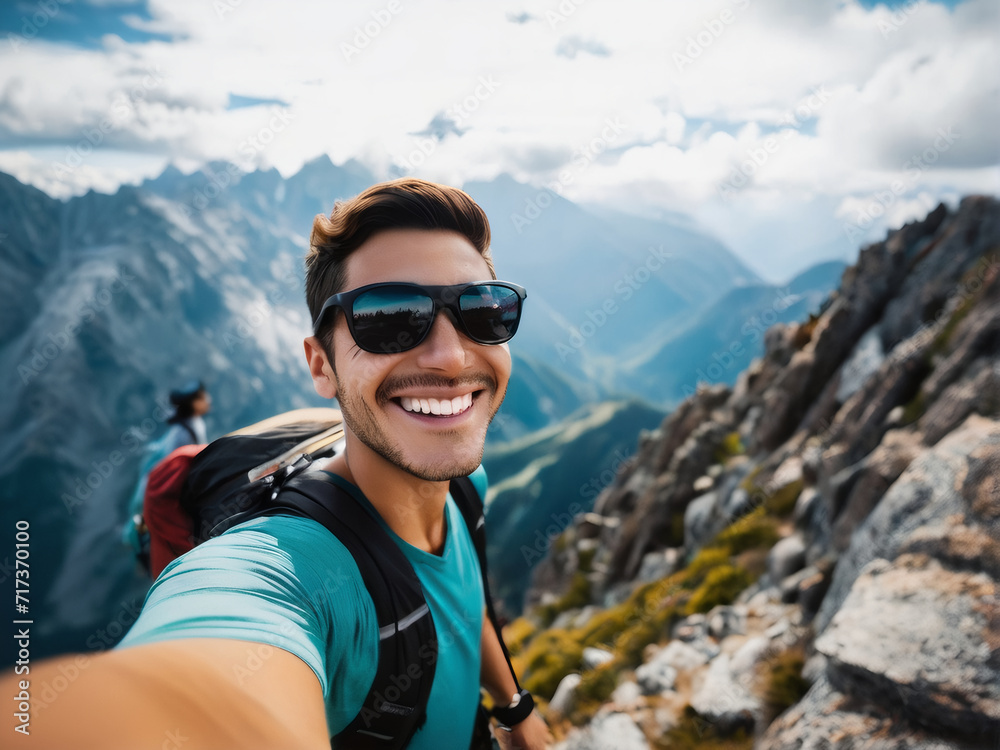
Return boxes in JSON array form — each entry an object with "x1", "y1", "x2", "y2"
[
  {"x1": 273, "y1": 472, "x2": 437, "y2": 750},
  {"x1": 448, "y1": 476, "x2": 524, "y2": 694}
]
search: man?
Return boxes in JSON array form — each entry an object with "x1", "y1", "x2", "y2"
[{"x1": 7, "y1": 178, "x2": 551, "y2": 749}]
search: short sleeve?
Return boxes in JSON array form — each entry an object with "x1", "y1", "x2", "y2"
[{"x1": 119, "y1": 515, "x2": 378, "y2": 732}]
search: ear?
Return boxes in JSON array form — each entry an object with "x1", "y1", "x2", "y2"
[{"x1": 303, "y1": 336, "x2": 338, "y2": 400}]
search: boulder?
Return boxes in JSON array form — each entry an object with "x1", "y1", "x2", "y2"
[
  {"x1": 830, "y1": 429, "x2": 922, "y2": 552},
  {"x1": 816, "y1": 555, "x2": 1000, "y2": 737},
  {"x1": 548, "y1": 673, "x2": 582, "y2": 718},
  {"x1": 554, "y1": 711, "x2": 649, "y2": 750},
  {"x1": 689, "y1": 652, "x2": 760, "y2": 732},
  {"x1": 767, "y1": 533, "x2": 807, "y2": 582},
  {"x1": 650, "y1": 639, "x2": 712, "y2": 672},
  {"x1": 635, "y1": 656, "x2": 677, "y2": 696},
  {"x1": 636, "y1": 547, "x2": 680, "y2": 584},
  {"x1": 707, "y1": 604, "x2": 746, "y2": 640},
  {"x1": 761, "y1": 673, "x2": 990, "y2": 749},
  {"x1": 611, "y1": 680, "x2": 642, "y2": 709},
  {"x1": 817, "y1": 415, "x2": 1000, "y2": 632},
  {"x1": 582, "y1": 647, "x2": 614, "y2": 670}
]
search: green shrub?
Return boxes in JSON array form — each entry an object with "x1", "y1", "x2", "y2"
[
  {"x1": 715, "y1": 507, "x2": 780, "y2": 554},
  {"x1": 537, "y1": 571, "x2": 592, "y2": 627},
  {"x1": 686, "y1": 564, "x2": 754, "y2": 615},
  {"x1": 655, "y1": 707, "x2": 753, "y2": 750},
  {"x1": 575, "y1": 661, "x2": 619, "y2": 704},
  {"x1": 715, "y1": 431, "x2": 746, "y2": 463},
  {"x1": 763, "y1": 478, "x2": 803, "y2": 517},
  {"x1": 517, "y1": 629, "x2": 584, "y2": 700},
  {"x1": 684, "y1": 547, "x2": 731, "y2": 588},
  {"x1": 503, "y1": 617, "x2": 537, "y2": 657}
]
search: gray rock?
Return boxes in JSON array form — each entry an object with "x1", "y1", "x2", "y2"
[
  {"x1": 836, "y1": 325, "x2": 886, "y2": 403},
  {"x1": 707, "y1": 604, "x2": 746, "y2": 640},
  {"x1": 689, "y1": 652, "x2": 760, "y2": 732},
  {"x1": 582, "y1": 646, "x2": 615, "y2": 670},
  {"x1": 767, "y1": 533, "x2": 807, "y2": 582},
  {"x1": 635, "y1": 656, "x2": 678, "y2": 695},
  {"x1": 672, "y1": 613, "x2": 708, "y2": 644},
  {"x1": 548, "y1": 673, "x2": 582, "y2": 717},
  {"x1": 611, "y1": 680, "x2": 643, "y2": 708},
  {"x1": 778, "y1": 563, "x2": 831, "y2": 617},
  {"x1": 554, "y1": 711, "x2": 649, "y2": 750},
  {"x1": 651, "y1": 639, "x2": 711, "y2": 672},
  {"x1": 817, "y1": 415, "x2": 1000, "y2": 632},
  {"x1": 683, "y1": 464, "x2": 755, "y2": 553},
  {"x1": 636, "y1": 547, "x2": 680, "y2": 583},
  {"x1": 816, "y1": 555, "x2": 1000, "y2": 737},
  {"x1": 683, "y1": 490, "x2": 719, "y2": 552},
  {"x1": 729, "y1": 635, "x2": 770, "y2": 677},
  {"x1": 761, "y1": 673, "x2": 991, "y2": 749}
]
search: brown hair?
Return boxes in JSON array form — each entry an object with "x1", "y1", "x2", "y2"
[{"x1": 305, "y1": 177, "x2": 494, "y2": 343}]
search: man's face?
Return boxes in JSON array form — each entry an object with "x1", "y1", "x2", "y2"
[{"x1": 309, "y1": 228, "x2": 512, "y2": 482}]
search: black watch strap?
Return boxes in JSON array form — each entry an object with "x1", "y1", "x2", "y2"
[{"x1": 491, "y1": 688, "x2": 534, "y2": 728}]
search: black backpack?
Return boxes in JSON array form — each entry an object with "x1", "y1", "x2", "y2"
[{"x1": 175, "y1": 409, "x2": 517, "y2": 749}]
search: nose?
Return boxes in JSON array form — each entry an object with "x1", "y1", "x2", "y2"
[{"x1": 414, "y1": 309, "x2": 468, "y2": 373}]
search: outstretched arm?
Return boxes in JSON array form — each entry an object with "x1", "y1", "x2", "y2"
[
  {"x1": 3, "y1": 638, "x2": 328, "y2": 749},
  {"x1": 480, "y1": 616, "x2": 552, "y2": 750}
]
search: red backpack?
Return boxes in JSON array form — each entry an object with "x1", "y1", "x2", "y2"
[{"x1": 141, "y1": 442, "x2": 207, "y2": 578}]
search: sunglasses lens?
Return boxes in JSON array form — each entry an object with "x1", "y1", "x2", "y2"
[
  {"x1": 351, "y1": 288, "x2": 434, "y2": 352},
  {"x1": 459, "y1": 285, "x2": 522, "y2": 344}
]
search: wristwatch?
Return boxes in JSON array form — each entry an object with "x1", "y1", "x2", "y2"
[{"x1": 492, "y1": 688, "x2": 534, "y2": 729}]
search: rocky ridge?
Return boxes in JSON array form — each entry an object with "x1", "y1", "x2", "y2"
[{"x1": 509, "y1": 196, "x2": 1000, "y2": 748}]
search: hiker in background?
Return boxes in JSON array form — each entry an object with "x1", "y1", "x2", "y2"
[
  {"x1": 122, "y1": 380, "x2": 211, "y2": 572},
  {"x1": 9, "y1": 179, "x2": 551, "y2": 749},
  {"x1": 162, "y1": 380, "x2": 211, "y2": 452}
]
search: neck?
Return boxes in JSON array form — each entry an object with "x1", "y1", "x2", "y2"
[{"x1": 326, "y1": 438, "x2": 450, "y2": 555}]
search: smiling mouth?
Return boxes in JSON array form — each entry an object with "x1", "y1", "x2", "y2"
[{"x1": 398, "y1": 392, "x2": 475, "y2": 416}]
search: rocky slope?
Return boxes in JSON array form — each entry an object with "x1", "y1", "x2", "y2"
[{"x1": 508, "y1": 196, "x2": 1000, "y2": 748}]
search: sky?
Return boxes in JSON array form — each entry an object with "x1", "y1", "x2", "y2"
[{"x1": 0, "y1": 0, "x2": 997, "y2": 281}]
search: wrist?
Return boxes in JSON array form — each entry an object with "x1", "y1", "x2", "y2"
[{"x1": 491, "y1": 688, "x2": 534, "y2": 729}]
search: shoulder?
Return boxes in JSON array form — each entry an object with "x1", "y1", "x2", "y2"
[
  {"x1": 122, "y1": 514, "x2": 378, "y2": 696},
  {"x1": 178, "y1": 514, "x2": 367, "y2": 592}
]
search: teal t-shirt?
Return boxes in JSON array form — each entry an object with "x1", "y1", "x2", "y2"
[{"x1": 119, "y1": 469, "x2": 488, "y2": 748}]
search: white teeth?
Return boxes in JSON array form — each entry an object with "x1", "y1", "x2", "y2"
[{"x1": 400, "y1": 393, "x2": 474, "y2": 416}]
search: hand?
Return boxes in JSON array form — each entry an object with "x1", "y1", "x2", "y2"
[{"x1": 495, "y1": 712, "x2": 552, "y2": 750}]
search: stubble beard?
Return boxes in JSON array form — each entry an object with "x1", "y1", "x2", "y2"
[{"x1": 334, "y1": 372, "x2": 505, "y2": 482}]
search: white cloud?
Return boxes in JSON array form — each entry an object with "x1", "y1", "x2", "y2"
[{"x1": 0, "y1": 0, "x2": 996, "y2": 279}]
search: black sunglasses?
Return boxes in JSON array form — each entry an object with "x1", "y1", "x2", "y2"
[{"x1": 313, "y1": 281, "x2": 527, "y2": 354}]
